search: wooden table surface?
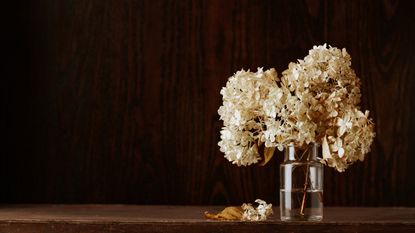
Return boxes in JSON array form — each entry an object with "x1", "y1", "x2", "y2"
[{"x1": 0, "y1": 205, "x2": 414, "y2": 233}]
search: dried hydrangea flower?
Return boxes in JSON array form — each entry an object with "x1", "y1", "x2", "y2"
[
  {"x1": 241, "y1": 199, "x2": 273, "y2": 221},
  {"x1": 218, "y1": 44, "x2": 375, "y2": 172},
  {"x1": 218, "y1": 68, "x2": 285, "y2": 166}
]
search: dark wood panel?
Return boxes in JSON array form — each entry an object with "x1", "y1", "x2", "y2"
[{"x1": 3, "y1": 0, "x2": 415, "y2": 206}]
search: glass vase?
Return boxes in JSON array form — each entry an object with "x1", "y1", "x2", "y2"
[{"x1": 280, "y1": 143, "x2": 324, "y2": 221}]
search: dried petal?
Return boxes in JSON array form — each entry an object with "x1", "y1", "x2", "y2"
[{"x1": 322, "y1": 136, "x2": 331, "y2": 159}]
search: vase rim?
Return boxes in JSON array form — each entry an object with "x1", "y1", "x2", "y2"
[{"x1": 284, "y1": 143, "x2": 320, "y2": 161}]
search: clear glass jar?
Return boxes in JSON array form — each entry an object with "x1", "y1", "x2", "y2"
[{"x1": 280, "y1": 143, "x2": 324, "y2": 221}]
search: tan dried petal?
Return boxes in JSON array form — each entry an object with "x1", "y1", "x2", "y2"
[{"x1": 322, "y1": 136, "x2": 332, "y2": 159}]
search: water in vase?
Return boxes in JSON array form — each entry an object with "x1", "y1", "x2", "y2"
[{"x1": 280, "y1": 188, "x2": 323, "y2": 221}]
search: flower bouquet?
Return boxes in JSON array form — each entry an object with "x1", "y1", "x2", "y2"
[{"x1": 216, "y1": 44, "x2": 375, "y2": 221}]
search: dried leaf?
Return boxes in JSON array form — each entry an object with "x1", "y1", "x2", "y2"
[
  {"x1": 259, "y1": 146, "x2": 276, "y2": 166},
  {"x1": 204, "y1": 206, "x2": 243, "y2": 220}
]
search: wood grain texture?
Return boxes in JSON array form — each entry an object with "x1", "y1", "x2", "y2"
[
  {"x1": 0, "y1": 205, "x2": 414, "y2": 233},
  {"x1": 3, "y1": 0, "x2": 415, "y2": 206}
]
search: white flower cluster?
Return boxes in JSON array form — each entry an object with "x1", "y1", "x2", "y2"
[
  {"x1": 218, "y1": 44, "x2": 375, "y2": 172},
  {"x1": 241, "y1": 199, "x2": 273, "y2": 221}
]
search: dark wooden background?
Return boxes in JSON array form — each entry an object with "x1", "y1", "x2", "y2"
[{"x1": 3, "y1": 0, "x2": 415, "y2": 206}]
